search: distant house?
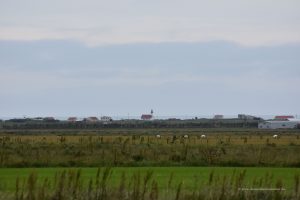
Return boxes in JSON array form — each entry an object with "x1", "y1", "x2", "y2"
[
  {"x1": 85, "y1": 117, "x2": 99, "y2": 123},
  {"x1": 101, "y1": 116, "x2": 112, "y2": 122},
  {"x1": 43, "y1": 117, "x2": 56, "y2": 122},
  {"x1": 213, "y1": 115, "x2": 224, "y2": 119},
  {"x1": 168, "y1": 118, "x2": 180, "y2": 121},
  {"x1": 274, "y1": 115, "x2": 294, "y2": 121},
  {"x1": 238, "y1": 114, "x2": 254, "y2": 120},
  {"x1": 33, "y1": 117, "x2": 43, "y2": 121},
  {"x1": 68, "y1": 117, "x2": 77, "y2": 122},
  {"x1": 141, "y1": 114, "x2": 153, "y2": 120},
  {"x1": 238, "y1": 114, "x2": 261, "y2": 120}
]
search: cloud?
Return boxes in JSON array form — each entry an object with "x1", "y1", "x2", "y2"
[
  {"x1": 0, "y1": 40, "x2": 299, "y2": 117},
  {"x1": 0, "y1": 23, "x2": 299, "y2": 47},
  {"x1": 0, "y1": 0, "x2": 300, "y2": 46}
]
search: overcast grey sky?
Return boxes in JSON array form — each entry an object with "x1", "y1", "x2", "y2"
[
  {"x1": 1, "y1": 0, "x2": 300, "y2": 45},
  {"x1": 0, "y1": 0, "x2": 299, "y2": 117}
]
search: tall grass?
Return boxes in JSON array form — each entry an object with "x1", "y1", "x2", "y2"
[
  {"x1": 0, "y1": 134, "x2": 300, "y2": 167},
  {"x1": 6, "y1": 168, "x2": 298, "y2": 200}
]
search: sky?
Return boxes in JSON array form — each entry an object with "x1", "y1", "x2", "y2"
[{"x1": 0, "y1": 0, "x2": 300, "y2": 118}]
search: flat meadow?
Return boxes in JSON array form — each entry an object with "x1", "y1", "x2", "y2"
[
  {"x1": 0, "y1": 128, "x2": 299, "y2": 199},
  {"x1": 0, "y1": 130, "x2": 300, "y2": 167}
]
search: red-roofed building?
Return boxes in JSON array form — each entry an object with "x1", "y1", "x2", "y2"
[
  {"x1": 141, "y1": 114, "x2": 153, "y2": 120},
  {"x1": 275, "y1": 116, "x2": 294, "y2": 120},
  {"x1": 68, "y1": 117, "x2": 77, "y2": 122},
  {"x1": 85, "y1": 117, "x2": 99, "y2": 122}
]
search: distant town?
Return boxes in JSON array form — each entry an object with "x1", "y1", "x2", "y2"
[{"x1": 0, "y1": 111, "x2": 299, "y2": 130}]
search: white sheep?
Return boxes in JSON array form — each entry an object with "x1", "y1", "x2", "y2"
[
  {"x1": 184, "y1": 135, "x2": 189, "y2": 139},
  {"x1": 273, "y1": 134, "x2": 278, "y2": 139},
  {"x1": 156, "y1": 134, "x2": 161, "y2": 138},
  {"x1": 201, "y1": 134, "x2": 206, "y2": 138}
]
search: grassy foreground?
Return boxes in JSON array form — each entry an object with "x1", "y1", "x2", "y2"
[
  {"x1": 0, "y1": 132, "x2": 300, "y2": 199},
  {"x1": 0, "y1": 167, "x2": 298, "y2": 199},
  {"x1": 0, "y1": 167, "x2": 299, "y2": 191}
]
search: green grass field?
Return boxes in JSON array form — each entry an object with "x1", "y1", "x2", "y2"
[
  {"x1": 0, "y1": 167, "x2": 299, "y2": 192},
  {"x1": 0, "y1": 132, "x2": 300, "y2": 199}
]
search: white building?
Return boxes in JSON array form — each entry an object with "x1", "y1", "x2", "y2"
[
  {"x1": 100, "y1": 116, "x2": 112, "y2": 122},
  {"x1": 258, "y1": 121, "x2": 299, "y2": 129},
  {"x1": 213, "y1": 115, "x2": 224, "y2": 119}
]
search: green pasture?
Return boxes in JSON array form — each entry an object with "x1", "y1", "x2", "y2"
[{"x1": 0, "y1": 167, "x2": 299, "y2": 192}]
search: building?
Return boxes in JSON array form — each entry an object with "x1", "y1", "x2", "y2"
[
  {"x1": 258, "y1": 121, "x2": 299, "y2": 129},
  {"x1": 213, "y1": 115, "x2": 224, "y2": 119},
  {"x1": 84, "y1": 117, "x2": 99, "y2": 123},
  {"x1": 141, "y1": 114, "x2": 153, "y2": 120},
  {"x1": 33, "y1": 117, "x2": 43, "y2": 121},
  {"x1": 238, "y1": 114, "x2": 261, "y2": 120},
  {"x1": 68, "y1": 117, "x2": 77, "y2": 122},
  {"x1": 43, "y1": 117, "x2": 56, "y2": 122},
  {"x1": 274, "y1": 115, "x2": 294, "y2": 120},
  {"x1": 100, "y1": 116, "x2": 112, "y2": 122},
  {"x1": 167, "y1": 118, "x2": 180, "y2": 121},
  {"x1": 238, "y1": 114, "x2": 254, "y2": 120},
  {"x1": 141, "y1": 109, "x2": 154, "y2": 120}
]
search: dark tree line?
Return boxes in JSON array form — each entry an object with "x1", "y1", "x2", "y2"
[{"x1": 0, "y1": 119, "x2": 260, "y2": 130}]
